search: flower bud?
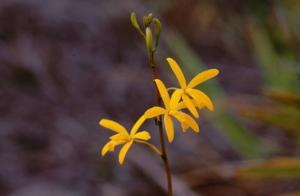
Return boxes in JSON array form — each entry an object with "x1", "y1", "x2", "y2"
[
  {"x1": 153, "y1": 18, "x2": 161, "y2": 38},
  {"x1": 143, "y1": 13, "x2": 153, "y2": 27},
  {"x1": 131, "y1": 12, "x2": 141, "y2": 31},
  {"x1": 145, "y1": 27, "x2": 153, "y2": 57}
]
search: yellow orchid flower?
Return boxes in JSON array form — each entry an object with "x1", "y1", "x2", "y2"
[
  {"x1": 99, "y1": 116, "x2": 160, "y2": 165},
  {"x1": 166, "y1": 57, "x2": 219, "y2": 118},
  {"x1": 144, "y1": 79, "x2": 199, "y2": 143}
]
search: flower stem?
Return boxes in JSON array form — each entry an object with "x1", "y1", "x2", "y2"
[
  {"x1": 149, "y1": 53, "x2": 173, "y2": 196},
  {"x1": 167, "y1": 87, "x2": 178, "y2": 92},
  {"x1": 135, "y1": 139, "x2": 162, "y2": 155}
]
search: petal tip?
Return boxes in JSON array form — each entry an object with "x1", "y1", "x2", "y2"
[{"x1": 99, "y1": 119, "x2": 105, "y2": 126}]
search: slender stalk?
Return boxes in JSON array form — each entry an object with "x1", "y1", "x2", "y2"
[
  {"x1": 135, "y1": 139, "x2": 162, "y2": 155},
  {"x1": 148, "y1": 53, "x2": 173, "y2": 196}
]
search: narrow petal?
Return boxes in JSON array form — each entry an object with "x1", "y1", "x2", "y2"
[
  {"x1": 166, "y1": 58, "x2": 187, "y2": 88},
  {"x1": 187, "y1": 69, "x2": 219, "y2": 88},
  {"x1": 154, "y1": 79, "x2": 170, "y2": 109},
  {"x1": 181, "y1": 122, "x2": 189, "y2": 132},
  {"x1": 144, "y1": 106, "x2": 166, "y2": 119},
  {"x1": 186, "y1": 89, "x2": 214, "y2": 111},
  {"x1": 182, "y1": 94, "x2": 199, "y2": 118},
  {"x1": 102, "y1": 140, "x2": 126, "y2": 156},
  {"x1": 109, "y1": 133, "x2": 129, "y2": 141},
  {"x1": 175, "y1": 101, "x2": 186, "y2": 110},
  {"x1": 130, "y1": 116, "x2": 146, "y2": 136},
  {"x1": 178, "y1": 112, "x2": 199, "y2": 132},
  {"x1": 175, "y1": 100, "x2": 204, "y2": 110},
  {"x1": 133, "y1": 131, "x2": 151, "y2": 140},
  {"x1": 169, "y1": 110, "x2": 186, "y2": 124},
  {"x1": 101, "y1": 141, "x2": 115, "y2": 156},
  {"x1": 170, "y1": 111, "x2": 199, "y2": 133},
  {"x1": 118, "y1": 141, "x2": 133, "y2": 165},
  {"x1": 170, "y1": 89, "x2": 183, "y2": 110},
  {"x1": 164, "y1": 114, "x2": 174, "y2": 143},
  {"x1": 99, "y1": 119, "x2": 127, "y2": 134}
]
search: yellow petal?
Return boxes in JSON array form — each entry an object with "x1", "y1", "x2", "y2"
[
  {"x1": 154, "y1": 79, "x2": 170, "y2": 109},
  {"x1": 164, "y1": 114, "x2": 174, "y2": 143},
  {"x1": 182, "y1": 94, "x2": 199, "y2": 118},
  {"x1": 166, "y1": 58, "x2": 187, "y2": 88},
  {"x1": 99, "y1": 119, "x2": 127, "y2": 134},
  {"x1": 169, "y1": 110, "x2": 186, "y2": 124},
  {"x1": 118, "y1": 140, "x2": 133, "y2": 165},
  {"x1": 187, "y1": 69, "x2": 219, "y2": 88},
  {"x1": 170, "y1": 89, "x2": 183, "y2": 110},
  {"x1": 170, "y1": 111, "x2": 199, "y2": 133},
  {"x1": 181, "y1": 122, "x2": 189, "y2": 132},
  {"x1": 175, "y1": 101, "x2": 186, "y2": 110},
  {"x1": 186, "y1": 89, "x2": 214, "y2": 111},
  {"x1": 193, "y1": 99, "x2": 205, "y2": 109},
  {"x1": 130, "y1": 116, "x2": 146, "y2": 136},
  {"x1": 175, "y1": 100, "x2": 205, "y2": 110},
  {"x1": 101, "y1": 141, "x2": 115, "y2": 156},
  {"x1": 101, "y1": 140, "x2": 126, "y2": 156},
  {"x1": 133, "y1": 131, "x2": 151, "y2": 140},
  {"x1": 178, "y1": 112, "x2": 199, "y2": 132},
  {"x1": 144, "y1": 106, "x2": 166, "y2": 119},
  {"x1": 109, "y1": 133, "x2": 129, "y2": 141}
]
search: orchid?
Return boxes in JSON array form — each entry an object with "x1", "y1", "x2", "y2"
[
  {"x1": 144, "y1": 79, "x2": 199, "y2": 143},
  {"x1": 166, "y1": 57, "x2": 219, "y2": 118},
  {"x1": 99, "y1": 12, "x2": 220, "y2": 195},
  {"x1": 100, "y1": 116, "x2": 160, "y2": 165}
]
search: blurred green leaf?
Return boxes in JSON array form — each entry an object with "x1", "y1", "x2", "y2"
[
  {"x1": 266, "y1": 89, "x2": 300, "y2": 108},
  {"x1": 236, "y1": 158, "x2": 300, "y2": 179},
  {"x1": 247, "y1": 22, "x2": 299, "y2": 92},
  {"x1": 240, "y1": 103, "x2": 300, "y2": 133}
]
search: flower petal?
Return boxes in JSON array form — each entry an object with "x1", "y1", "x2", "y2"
[
  {"x1": 178, "y1": 112, "x2": 199, "y2": 132},
  {"x1": 175, "y1": 100, "x2": 204, "y2": 110},
  {"x1": 166, "y1": 57, "x2": 187, "y2": 88},
  {"x1": 144, "y1": 106, "x2": 166, "y2": 119},
  {"x1": 99, "y1": 119, "x2": 127, "y2": 134},
  {"x1": 101, "y1": 141, "x2": 115, "y2": 156},
  {"x1": 109, "y1": 133, "x2": 129, "y2": 141},
  {"x1": 175, "y1": 101, "x2": 186, "y2": 110},
  {"x1": 170, "y1": 89, "x2": 183, "y2": 110},
  {"x1": 133, "y1": 131, "x2": 151, "y2": 140},
  {"x1": 169, "y1": 110, "x2": 186, "y2": 123},
  {"x1": 118, "y1": 141, "x2": 133, "y2": 165},
  {"x1": 164, "y1": 114, "x2": 174, "y2": 143},
  {"x1": 182, "y1": 94, "x2": 199, "y2": 118},
  {"x1": 170, "y1": 111, "x2": 199, "y2": 133},
  {"x1": 130, "y1": 116, "x2": 146, "y2": 136},
  {"x1": 154, "y1": 79, "x2": 170, "y2": 109},
  {"x1": 186, "y1": 89, "x2": 214, "y2": 111},
  {"x1": 187, "y1": 69, "x2": 219, "y2": 88},
  {"x1": 102, "y1": 140, "x2": 126, "y2": 156}
]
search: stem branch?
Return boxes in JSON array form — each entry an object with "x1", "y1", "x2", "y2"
[{"x1": 135, "y1": 140, "x2": 162, "y2": 155}]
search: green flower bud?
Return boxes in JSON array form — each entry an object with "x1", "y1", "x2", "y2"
[
  {"x1": 145, "y1": 27, "x2": 153, "y2": 57},
  {"x1": 153, "y1": 18, "x2": 161, "y2": 48},
  {"x1": 130, "y1": 12, "x2": 140, "y2": 30},
  {"x1": 143, "y1": 13, "x2": 153, "y2": 27},
  {"x1": 153, "y1": 18, "x2": 161, "y2": 37}
]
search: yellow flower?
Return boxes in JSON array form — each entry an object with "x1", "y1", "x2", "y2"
[
  {"x1": 144, "y1": 79, "x2": 199, "y2": 143},
  {"x1": 166, "y1": 57, "x2": 219, "y2": 118},
  {"x1": 99, "y1": 116, "x2": 152, "y2": 165}
]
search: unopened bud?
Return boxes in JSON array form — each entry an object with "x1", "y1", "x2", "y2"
[{"x1": 145, "y1": 27, "x2": 153, "y2": 57}]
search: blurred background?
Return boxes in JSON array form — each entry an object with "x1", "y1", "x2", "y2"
[{"x1": 1, "y1": 0, "x2": 300, "y2": 195}]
